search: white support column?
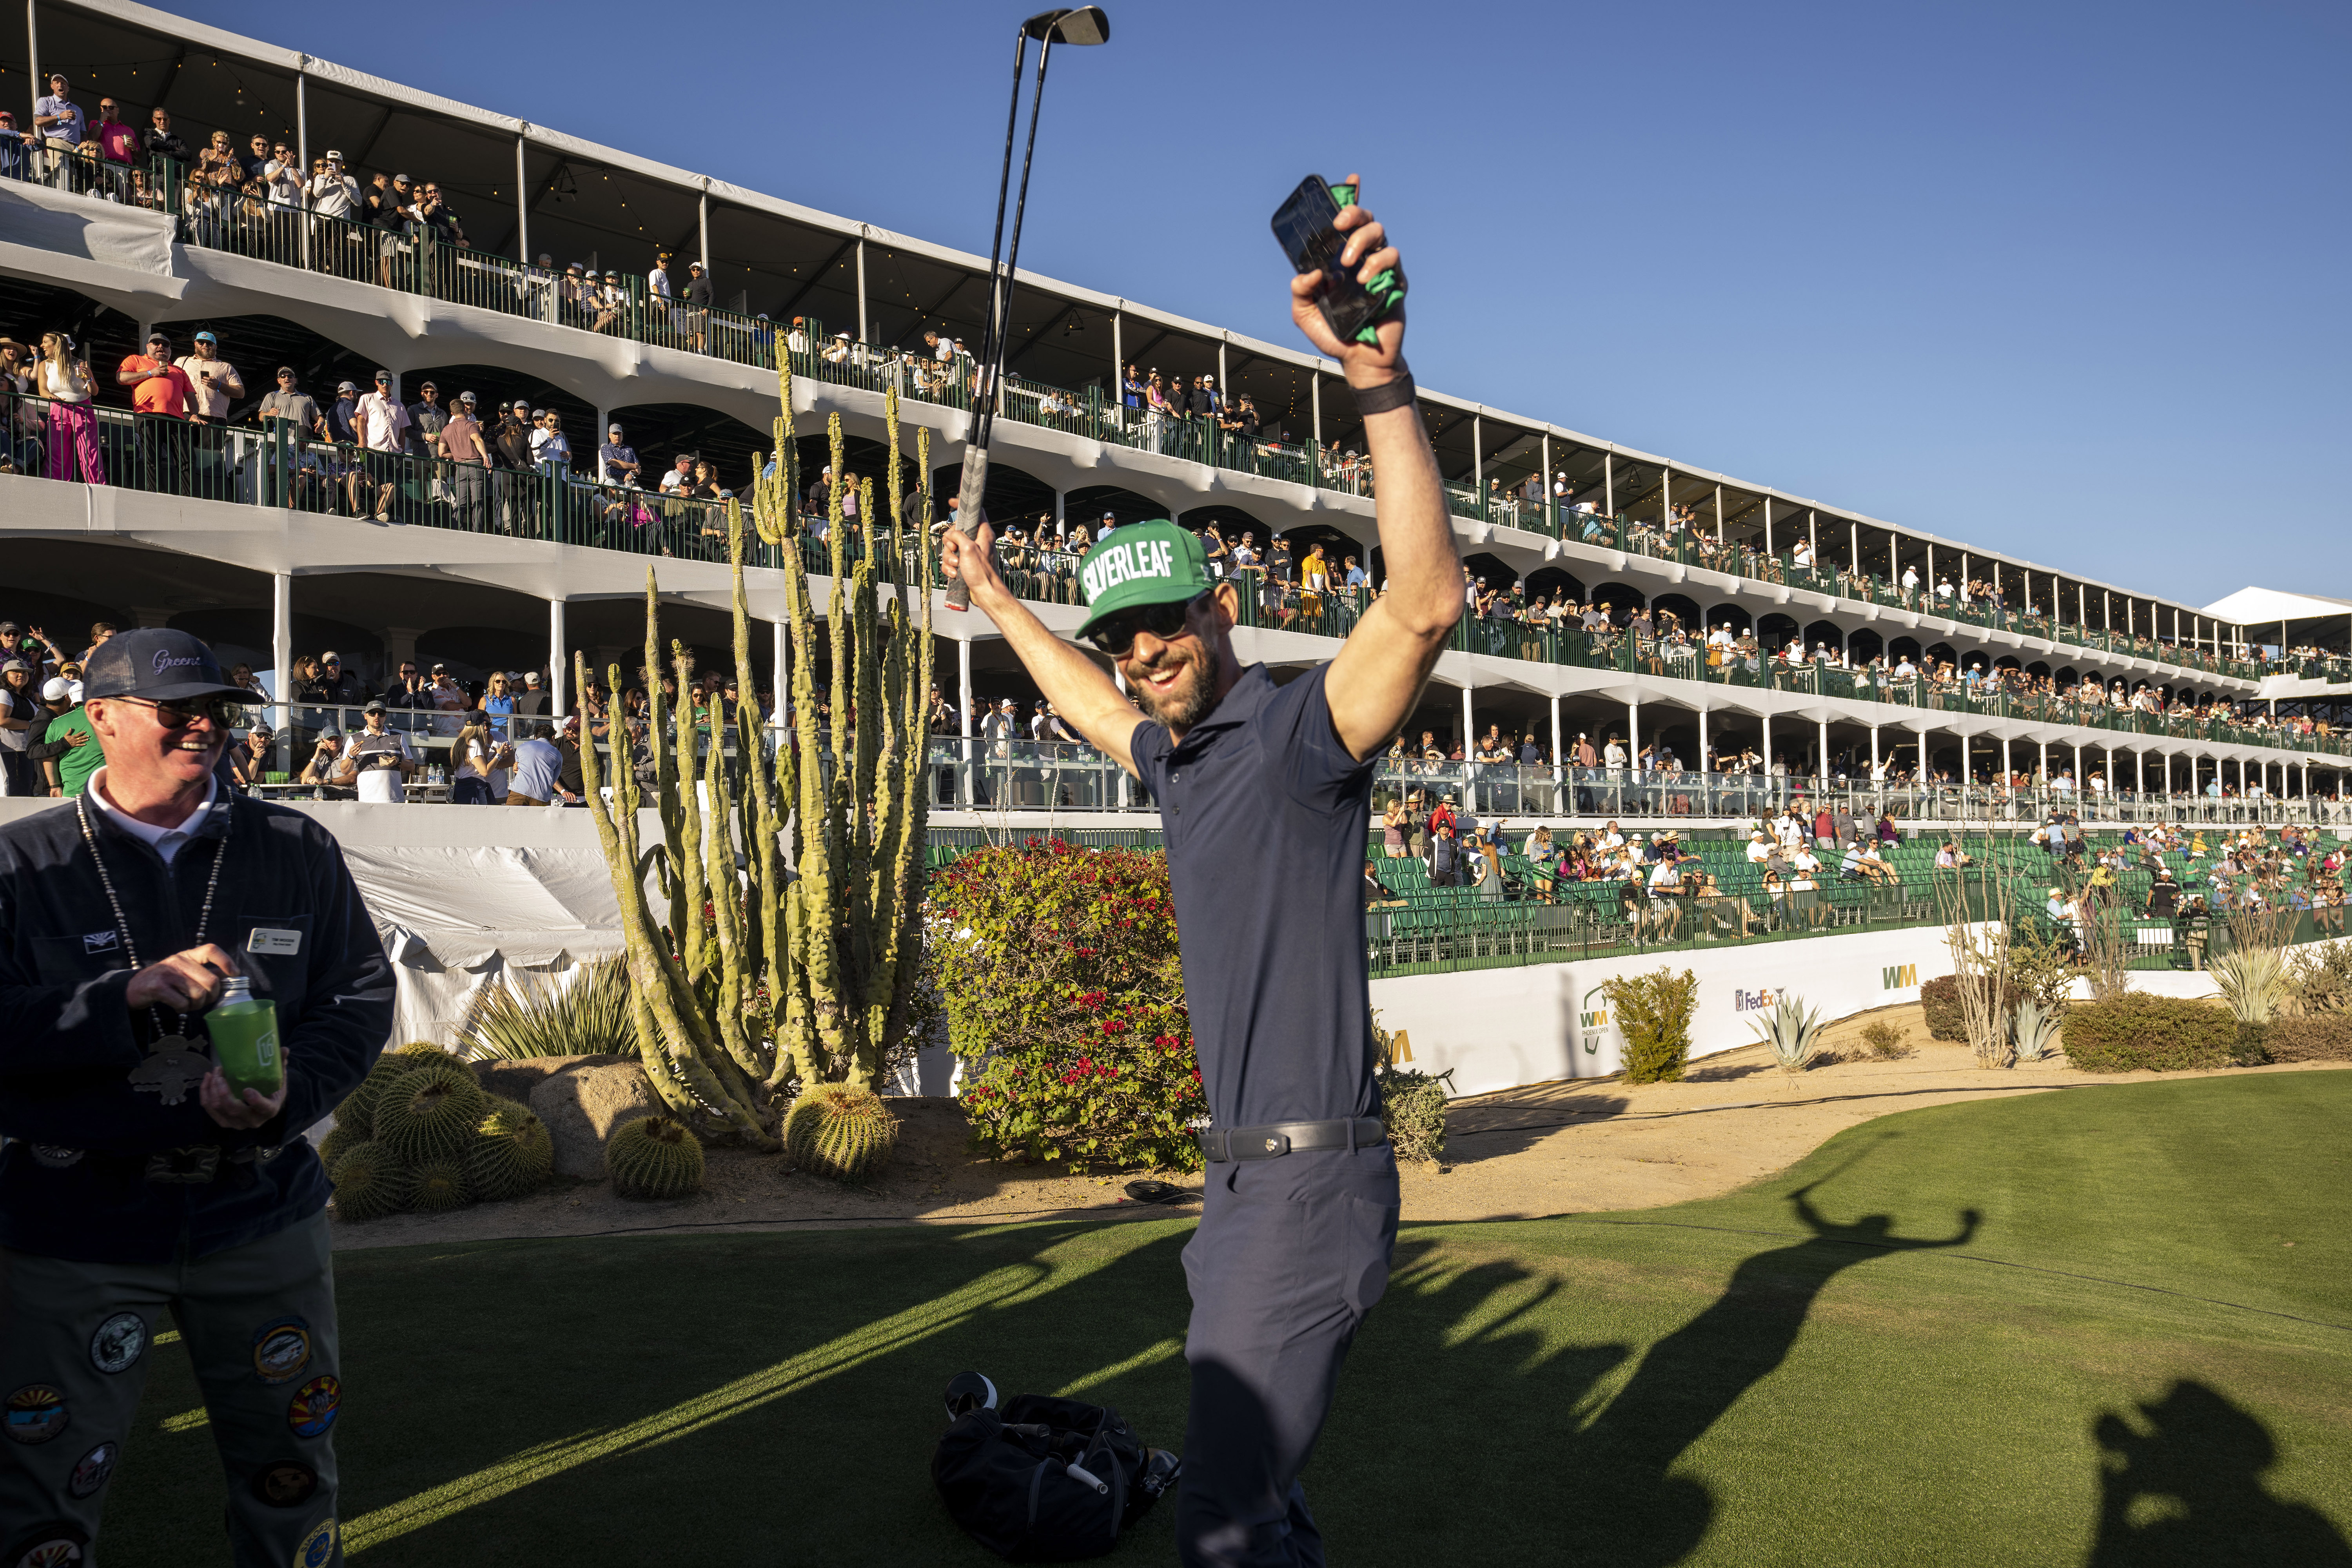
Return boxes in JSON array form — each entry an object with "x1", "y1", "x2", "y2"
[
  {"x1": 270, "y1": 573, "x2": 292, "y2": 724},
  {"x1": 1627, "y1": 698, "x2": 1641, "y2": 763},
  {"x1": 1871, "y1": 724, "x2": 1881, "y2": 775},
  {"x1": 295, "y1": 71, "x2": 310, "y2": 270},
  {"x1": 1959, "y1": 730, "x2": 1969, "y2": 786},
  {"x1": 1715, "y1": 484, "x2": 1724, "y2": 545},
  {"x1": 958, "y1": 636, "x2": 975, "y2": 802},
  {"x1": 515, "y1": 134, "x2": 529, "y2": 263},
  {"x1": 1604, "y1": 452, "x2": 1615, "y2": 515},
  {"x1": 1472, "y1": 414, "x2": 1483, "y2": 492},
  {"x1": 25, "y1": 1, "x2": 39, "y2": 132},
  {"x1": 1697, "y1": 705, "x2": 1710, "y2": 773},
  {"x1": 1818, "y1": 717, "x2": 1831, "y2": 782},
  {"x1": 1461, "y1": 684, "x2": 1474, "y2": 757},
  {"x1": 770, "y1": 619, "x2": 786, "y2": 724},
  {"x1": 1540, "y1": 434, "x2": 1553, "y2": 523},
  {"x1": 1218, "y1": 341, "x2": 1229, "y2": 403},
  {"x1": 856, "y1": 238, "x2": 869, "y2": 344},
  {"x1": 1550, "y1": 694, "x2": 1562, "y2": 780},
  {"x1": 1849, "y1": 519, "x2": 1860, "y2": 576},
  {"x1": 1111, "y1": 311, "x2": 1123, "y2": 394},
  {"x1": 1760, "y1": 712, "x2": 1771, "y2": 775},
  {"x1": 1660, "y1": 465, "x2": 1670, "y2": 527},
  {"x1": 548, "y1": 597, "x2": 567, "y2": 717},
  {"x1": 2135, "y1": 749, "x2": 2144, "y2": 798},
  {"x1": 697, "y1": 189, "x2": 710, "y2": 274},
  {"x1": 2039, "y1": 740, "x2": 2049, "y2": 784},
  {"x1": 1311, "y1": 373, "x2": 1321, "y2": 449},
  {"x1": 2001, "y1": 736, "x2": 2013, "y2": 786},
  {"x1": 1808, "y1": 509, "x2": 1818, "y2": 559},
  {"x1": 1762, "y1": 496, "x2": 1773, "y2": 556}
]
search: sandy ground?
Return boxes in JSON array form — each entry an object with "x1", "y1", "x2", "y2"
[{"x1": 329, "y1": 1004, "x2": 2351, "y2": 1251}]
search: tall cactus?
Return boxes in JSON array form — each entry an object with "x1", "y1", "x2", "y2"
[{"x1": 576, "y1": 369, "x2": 936, "y2": 1148}]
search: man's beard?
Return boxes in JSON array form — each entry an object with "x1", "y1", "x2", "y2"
[{"x1": 1125, "y1": 644, "x2": 1220, "y2": 731}]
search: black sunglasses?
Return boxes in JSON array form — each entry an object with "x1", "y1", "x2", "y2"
[
  {"x1": 1086, "y1": 592, "x2": 1209, "y2": 657},
  {"x1": 109, "y1": 695, "x2": 245, "y2": 729}
]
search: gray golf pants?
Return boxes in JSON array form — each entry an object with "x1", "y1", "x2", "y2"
[
  {"x1": 1178, "y1": 1143, "x2": 1399, "y2": 1568},
  {"x1": 0, "y1": 1209, "x2": 343, "y2": 1566}
]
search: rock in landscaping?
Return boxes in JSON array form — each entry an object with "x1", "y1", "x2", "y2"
[
  {"x1": 474, "y1": 1052, "x2": 625, "y2": 1109},
  {"x1": 528, "y1": 1061, "x2": 665, "y2": 1178}
]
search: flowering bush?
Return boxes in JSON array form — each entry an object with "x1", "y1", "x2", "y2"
[
  {"x1": 931, "y1": 840, "x2": 1198, "y2": 1170},
  {"x1": 957, "y1": 993, "x2": 1207, "y2": 1171}
]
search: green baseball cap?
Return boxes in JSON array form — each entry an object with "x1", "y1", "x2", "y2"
[{"x1": 1075, "y1": 520, "x2": 1211, "y2": 639}]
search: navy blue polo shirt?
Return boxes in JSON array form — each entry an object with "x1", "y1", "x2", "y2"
[{"x1": 1129, "y1": 663, "x2": 1378, "y2": 1130}]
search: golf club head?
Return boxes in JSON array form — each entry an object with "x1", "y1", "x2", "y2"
[
  {"x1": 944, "y1": 1371, "x2": 998, "y2": 1421},
  {"x1": 1052, "y1": 6, "x2": 1110, "y2": 44}
]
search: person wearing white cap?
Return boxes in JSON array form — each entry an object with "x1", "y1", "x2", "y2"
[{"x1": 25, "y1": 675, "x2": 89, "y2": 797}]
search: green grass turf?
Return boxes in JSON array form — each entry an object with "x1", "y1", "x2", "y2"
[{"x1": 97, "y1": 1073, "x2": 2352, "y2": 1565}]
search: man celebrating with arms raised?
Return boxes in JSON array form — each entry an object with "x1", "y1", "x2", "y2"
[{"x1": 940, "y1": 177, "x2": 1457, "y2": 1568}]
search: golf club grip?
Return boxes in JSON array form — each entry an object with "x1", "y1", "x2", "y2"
[{"x1": 943, "y1": 445, "x2": 991, "y2": 611}]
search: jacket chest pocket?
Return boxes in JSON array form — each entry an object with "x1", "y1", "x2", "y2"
[
  {"x1": 232, "y1": 914, "x2": 314, "y2": 1008},
  {"x1": 31, "y1": 933, "x2": 135, "y2": 988}
]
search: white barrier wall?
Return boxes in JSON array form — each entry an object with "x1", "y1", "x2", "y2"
[{"x1": 1368, "y1": 924, "x2": 1996, "y2": 1098}]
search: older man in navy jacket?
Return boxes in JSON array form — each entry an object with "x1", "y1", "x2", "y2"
[{"x1": 0, "y1": 628, "x2": 392, "y2": 1568}]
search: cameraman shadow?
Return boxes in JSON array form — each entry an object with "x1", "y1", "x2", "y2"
[
  {"x1": 1561, "y1": 1183, "x2": 1980, "y2": 1563},
  {"x1": 2088, "y1": 1380, "x2": 2352, "y2": 1565}
]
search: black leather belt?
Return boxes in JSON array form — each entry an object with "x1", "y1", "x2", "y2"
[{"x1": 1198, "y1": 1118, "x2": 1387, "y2": 1163}]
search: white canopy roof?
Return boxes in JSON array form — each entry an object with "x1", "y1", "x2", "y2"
[{"x1": 2202, "y1": 586, "x2": 2352, "y2": 625}]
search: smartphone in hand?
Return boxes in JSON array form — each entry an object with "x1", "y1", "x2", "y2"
[{"x1": 1271, "y1": 176, "x2": 1381, "y2": 343}]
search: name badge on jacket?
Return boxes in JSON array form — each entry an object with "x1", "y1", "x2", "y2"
[{"x1": 247, "y1": 928, "x2": 303, "y2": 956}]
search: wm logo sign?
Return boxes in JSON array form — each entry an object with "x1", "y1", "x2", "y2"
[{"x1": 1882, "y1": 964, "x2": 1918, "y2": 990}]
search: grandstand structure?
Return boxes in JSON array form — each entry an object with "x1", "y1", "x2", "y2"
[{"x1": 4, "y1": 0, "x2": 2349, "y2": 832}]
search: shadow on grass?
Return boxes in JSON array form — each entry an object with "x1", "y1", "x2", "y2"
[
  {"x1": 2090, "y1": 1381, "x2": 2352, "y2": 1566},
  {"x1": 101, "y1": 1171, "x2": 2352, "y2": 1566}
]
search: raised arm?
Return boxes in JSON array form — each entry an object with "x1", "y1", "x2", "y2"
[
  {"x1": 1300, "y1": 178, "x2": 1462, "y2": 760},
  {"x1": 936, "y1": 524, "x2": 1143, "y2": 775}
]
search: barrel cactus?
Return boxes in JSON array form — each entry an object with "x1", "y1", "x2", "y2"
[
  {"x1": 314, "y1": 1124, "x2": 359, "y2": 1179},
  {"x1": 409, "y1": 1157, "x2": 474, "y2": 1214},
  {"x1": 607, "y1": 1114, "x2": 705, "y2": 1199},
  {"x1": 329, "y1": 1141, "x2": 413, "y2": 1222},
  {"x1": 782, "y1": 1083, "x2": 898, "y2": 1181},
  {"x1": 467, "y1": 1096, "x2": 554, "y2": 1201},
  {"x1": 374, "y1": 1060, "x2": 489, "y2": 1164}
]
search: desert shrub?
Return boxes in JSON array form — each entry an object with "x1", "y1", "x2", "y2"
[
  {"x1": 956, "y1": 994, "x2": 1205, "y2": 1172},
  {"x1": 2002, "y1": 923, "x2": 2077, "y2": 1014},
  {"x1": 2061, "y1": 995, "x2": 2241, "y2": 1073},
  {"x1": 456, "y1": 955, "x2": 633, "y2": 1060},
  {"x1": 1377, "y1": 1065, "x2": 1454, "y2": 1163},
  {"x1": 1603, "y1": 967, "x2": 1699, "y2": 1084},
  {"x1": 1920, "y1": 974, "x2": 2018, "y2": 1041},
  {"x1": 935, "y1": 842, "x2": 1199, "y2": 1171},
  {"x1": 2260, "y1": 1014, "x2": 2352, "y2": 1063},
  {"x1": 2285, "y1": 943, "x2": 2352, "y2": 1016},
  {"x1": 1858, "y1": 1019, "x2": 1912, "y2": 1060}
]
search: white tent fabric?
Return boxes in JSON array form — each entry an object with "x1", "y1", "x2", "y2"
[
  {"x1": 2201, "y1": 586, "x2": 2352, "y2": 623},
  {"x1": 0, "y1": 181, "x2": 180, "y2": 285},
  {"x1": 340, "y1": 845, "x2": 625, "y2": 1046}
]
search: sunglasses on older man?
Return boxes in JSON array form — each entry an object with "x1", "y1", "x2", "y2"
[
  {"x1": 1085, "y1": 591, "x2": 1209, "y2": 657},
  {"x1": 107, "y1": 695, "x2": 247, "y2": 728}
]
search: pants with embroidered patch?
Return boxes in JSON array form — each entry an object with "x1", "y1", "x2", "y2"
[
  {"x1": 1177, "y1": 1145, "x2": 1398, "y2": 1568},
  {"x1": 0, "y1": 1207, "x2": 343, "y2": 1566}
]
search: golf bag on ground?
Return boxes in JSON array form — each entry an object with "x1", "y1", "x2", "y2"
[{"x1": 932, "y1": 1385, "x2": 1179, "y2": 1561}]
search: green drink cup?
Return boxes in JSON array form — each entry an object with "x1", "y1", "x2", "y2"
[{"x1": 207, "y1": 976, "x2": 284, "y2": 1098}]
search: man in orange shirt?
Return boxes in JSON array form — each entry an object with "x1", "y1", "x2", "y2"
[{"x1": 115, "y1": 331, "x2": 192, "y2": 493}]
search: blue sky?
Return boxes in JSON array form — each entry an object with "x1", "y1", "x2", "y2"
[{"x1": 185, "y1": 0, "x2": 2350, "y2": 606}]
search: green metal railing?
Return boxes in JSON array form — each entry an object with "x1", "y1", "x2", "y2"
[{"x1": 4, "y1": 152, "x2": 2281, "y2": 694}]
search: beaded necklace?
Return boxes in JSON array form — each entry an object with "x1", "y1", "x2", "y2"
[{"x1": 76, "y1": 790, "x2": 227, "y2": 1106}]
